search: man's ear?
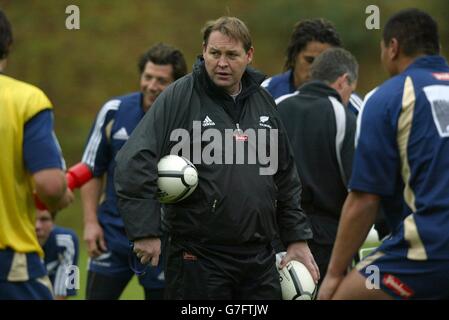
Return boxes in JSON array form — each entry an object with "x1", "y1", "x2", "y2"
[
  {"x1": 334, "y1": 73, "x2": 348, "y2": 90},
  {"x1": 389, "y1": 38, "x2": 400, "y2": 60},
  {"x1": 246, "y1": 46, "x2": 254, "y2": 64},
  {"x1": 202, "y1": 42, "x2": 207, "y2": 57}
]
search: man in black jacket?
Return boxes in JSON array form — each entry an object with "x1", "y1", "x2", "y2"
[
  {"x1": 277, "y1": 48, "x2": 358, "y2": 285},
  {"x1": 114, "y1": 16, "x2": 318, "y2": 299}
]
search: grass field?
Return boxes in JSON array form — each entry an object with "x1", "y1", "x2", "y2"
[{"x1": 54, "y1": 192, "x2": 144, "y2": 300}]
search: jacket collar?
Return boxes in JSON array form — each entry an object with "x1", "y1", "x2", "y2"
[
  {"x1": 298, "y1": 80, "x2": 342, "y2": 103},
  {"x1": 405, "y1": 55, "x2": 448, "y2": 72}
]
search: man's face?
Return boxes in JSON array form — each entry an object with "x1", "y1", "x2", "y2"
[
  {"x1": 330, "y1": 74, "x2": 357, "y2": 106},
  {"x1": 140, "y1": 61, "x2": 174, "y2": 112},
  {"x1": 293, "y1": 41, "x2": 332, "y2": 88},
  {"x1": 35, "y1": 210, "x2": 53, "y2": 246},
  {"x1": 340, "y1": 77, "x2": 357, "y2": 106},
  {"x1": 203, "y1": 31, "x2": 253, "y2": 95},
  {"x1": 380, "y1": 39, "x2": 401, "y2": 77}
]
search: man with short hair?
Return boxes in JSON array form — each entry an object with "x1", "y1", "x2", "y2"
[
  {"x1": 0, "y1": 9, "x2": 74, "y2": 300},
  {"x1": 277, "y1": 48, "x2": 358, "y2": 286},
  {"x1": 262, "y1": 18, "x2": 363, "y2": 115},
  {"x1": 115, "y1": 16, "x2": 319, "y2": 299},
  {"x1": 35, "y1": 209, "x2": 79, "y2": 300},
  {"x1": 81, "y1": 43, "x2": 187, "y2": 300},
  {"x1": 319, "y1": 8, "x2": 449, "y2": 300}
]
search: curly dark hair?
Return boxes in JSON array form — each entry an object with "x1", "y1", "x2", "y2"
[
  {"x1": 383, "y1": 8, "x2": 440, "y2": 57},
  {"x1": 0, "y1": 10, "x2": 13, "y2": 59},
  {"x1": 284, "y1": 18, "x2": 342, "y2": 70},
  {"x1": 138, "y1": 43, "x2": 187, "y2": 80}
]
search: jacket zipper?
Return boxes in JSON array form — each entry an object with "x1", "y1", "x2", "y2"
[{"x1": 211, "y1": 199, "x2": 217, "y2": 213}]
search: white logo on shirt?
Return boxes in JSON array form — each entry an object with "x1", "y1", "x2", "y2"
[
  {"x1": 202, "y1": 116, "x2": 215, "y2": 127},
  {"x1": 259, "y1": 116, "x2": 272, "y2": 129},
  {"x1": 113, "y1": 127, "x2": 129, "y2": 140},
  {"x1": 260, "y1": 116, "x2": 269, "y2": 123}
]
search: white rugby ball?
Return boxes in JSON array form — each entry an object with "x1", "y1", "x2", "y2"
[
  {"x1": 157, "y1": 155, "x2": 198, "y2": 204},
  {"x1": 276, "y1": 253, "x2": 317, "y2": 300}
]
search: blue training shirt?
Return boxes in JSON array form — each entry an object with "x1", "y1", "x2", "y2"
[
  {"x1": 81, "y1": 92, "x2": 145, "y2": 227},
  {"x1": 43, "y1": 226, "x2": 79, "y2": 297},
  {"x1": 350, "y1": 55, "x2": 449, "y2": 260},
  {"x1": 24, "y1": 109, "x2": 66, "y2": 173}
]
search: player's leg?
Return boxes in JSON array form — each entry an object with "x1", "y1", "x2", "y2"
[
  {"x1": 86, "y1": 270, "x2": 131, "y2": 300},
  {"x1": 164, "y1": 239, "x2": 234, "y2": 299},
  {"x1": 143, "y1": 288, "x2": 165, "y2": 300},
  {"x1": 237, "y1": 245, "x2": 281, "y2": 300},
  {"x1": 332, "y1": 268, "x2": 393, "y2": 300},
  {"x1": 138, "y1": 260, "x2": 165, "y2": 300},
  {"x1": 86, "y1": 222, "x2": 135, "y2": 300},
  {"x1": 137, "y1": 232, "x2": 166, "y2": 300},
  {"x1": 334, "y1": 249, "x2": 449, "y2": 300},
  {"x1": 308, "y1": 240, "x2": 333, "y2": 288}
]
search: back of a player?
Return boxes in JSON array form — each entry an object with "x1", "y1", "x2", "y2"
[{"x1": 354, "y1": 55, "x2": 449, "y2": 299}]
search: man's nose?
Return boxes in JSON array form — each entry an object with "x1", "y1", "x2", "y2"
[
  {"x1": 147, "y1": 78, "x2": 158, "y2": 91},
  {"x1": 217, "y1": 56, "x2": 228, "y2": 68}
]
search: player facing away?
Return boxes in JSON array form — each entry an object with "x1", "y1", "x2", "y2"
[
  {"x1": 81, "y1": 43, "x2": 187, "y2": 300},
  {"x1": 319, "y1": 8, "x2": 449, "y2": 300},
  {"x1": 0, "y1": 9, "x2": 74, "y2": 300}
]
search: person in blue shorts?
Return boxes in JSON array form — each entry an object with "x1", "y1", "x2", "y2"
[
  {"x1": 319, "y1": 8, "x2": 449, "y2": 300},
  {"x1": 0, "y1": 9, "x2": 74, "y2": 300},
  {"x1": 262, "y1": 18, "x2": 363, "y2": 115},
  {"x1": 36, "y1": 209, "x2": 79, "y2": 299},
  {"x1": 81, "y1": 43, "x2": 187, "y2": 300}
]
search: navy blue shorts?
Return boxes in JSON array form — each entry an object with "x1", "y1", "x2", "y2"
[
  {"x1": 356, "y1": 249, "x2": 449, "y2": 299},
  {"x1": 0, "y1": 277, "x2": 53, "y2": 300},
  {"x1": 88, "y1": 222, "x2": 164, "y2": 289}
]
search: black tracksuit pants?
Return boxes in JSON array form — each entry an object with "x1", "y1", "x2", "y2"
[{"x1": 165, "y1": 237, "x2": 281, "y2": 300}]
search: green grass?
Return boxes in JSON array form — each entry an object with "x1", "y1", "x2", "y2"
[{"x1": 54, "y1": 191, "x2": 144, "y2": 300}]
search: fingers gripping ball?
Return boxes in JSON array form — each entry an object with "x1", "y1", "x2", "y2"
[
  {"x1": 157, "y1": 155, "x2": 198, "y2": 204},
  {"x1": 276, "y1": 252, "x2": 317, "y2": 300}
]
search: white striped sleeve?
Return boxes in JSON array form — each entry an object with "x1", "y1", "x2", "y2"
[
  {"x1": 81, "y1": 99, "x2": 121, "y2": 169},
  {"x1": 261, "y1": 77, "x2": 272, "y2": 88},
  {"x1": 275, "y1": 91, "x2": 299, "y2": 105},
  {"x1": 329, "y1": 96, "x2": 348, "y2": 186},
  {"x1": 355, "y1": 87, "x2": 379, "y2": 147},
  {"x1": 349, "y1": 93, "x2": 363, "y2": 113}
]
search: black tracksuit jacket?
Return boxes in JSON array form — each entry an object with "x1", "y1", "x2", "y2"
[
  {"x1": 277, "y1": 81, "x2": 357, "y2": 245},
  {"x1": 114, "y1": 58, "x2": 312, "y2": 249}
]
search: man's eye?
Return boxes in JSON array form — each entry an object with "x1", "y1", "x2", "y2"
[{"x1": 305, "y1": 57, "x2": 315, "y2": 64}]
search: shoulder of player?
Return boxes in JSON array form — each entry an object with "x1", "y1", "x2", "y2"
[
  {"x1": 52, "y1": 226, "x2": 79, "y2": 244},
  {"x1": 95, "y1": 93, "x2": 141, "y2": 123},
  {"x1": 365, "y1": 74, "x2": 408, "y2": 108},
  {"x1": 261, "y1": 71, "x2": 290, "y2": 89},
  {"x1": 1, "y1": 75, "x2": 46, "y2": 97}
]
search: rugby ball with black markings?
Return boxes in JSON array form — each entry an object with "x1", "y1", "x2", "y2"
[
  {"x1": 157, "y1": 155, "x2": 198, "y2": 204},
  {"x1": 277, "y1": 253, "x2": 317, "y2": 300}
]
